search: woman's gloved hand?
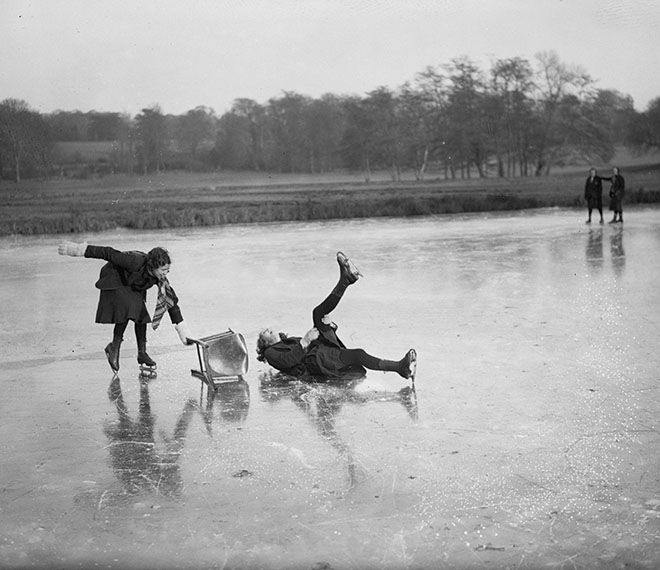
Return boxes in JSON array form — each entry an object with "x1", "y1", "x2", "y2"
[
  {"x1": 58, "y1": 241, "x2": 87, "y2": 257},
  {"x1": 174, "y1": 321, "x2": 193, "y2": 345}
]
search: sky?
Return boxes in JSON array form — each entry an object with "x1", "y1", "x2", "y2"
[{"x1": 1, "y1": 0, "x2": 659, "y2": 116}]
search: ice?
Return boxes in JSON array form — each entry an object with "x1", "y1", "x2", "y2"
[{"x1": 1, "y1": 207, "x2": 659, "y2": 568}]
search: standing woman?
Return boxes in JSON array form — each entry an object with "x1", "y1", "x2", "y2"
[
  {"x1": 607, "y1": 167, "x2": 625, "y2": 223},
  {"x1": 584, "y1": 167, "x2": 605, "y2": 224},
  {"x1": 58, "y1": 242, "x2": 192, "y2": 375}
]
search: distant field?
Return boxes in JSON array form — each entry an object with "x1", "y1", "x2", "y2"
[
  {"x1": 2, "y1": 159, "x2": 660, "y2": 236},
  {"x1": 49, "y1": 141, "x2": 660, "y2": 175},
  {"x1": 52, "y1": 141, "x2": 120, "y2": 162}
]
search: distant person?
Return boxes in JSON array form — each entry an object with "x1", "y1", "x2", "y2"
[
  {"x1": 256, "y1": 252, "x2": 417, "y2": 382},
  {"x1": 584, "y1": 167, "x2": 605, "y2": 224},
  {"x1": 57, "y1": 242, "x2": 192, "y2": 375},
  {"x1": 606, "y1": 166, "x2": 626, "y2": 223}
]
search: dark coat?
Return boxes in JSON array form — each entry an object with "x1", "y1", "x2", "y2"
[
  {"x1": 584, "y1": 175, "x2": 605, "y2": 209},
  {"x1": 85, "y1": 245, "x2": 183, "y2": 325},
  {"x1": 607, "y1": 174, "x2": 625, "y2": 211},
  {"x1": 263, "y1": 337, "x2": 307, "y2": 376},
  {"x1": 263, "y1": 327, "x2": 364, "y2": 379}
]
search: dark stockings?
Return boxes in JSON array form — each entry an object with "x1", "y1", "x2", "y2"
[
  {"x1": 134, "y1": 322, "x2": 147, "y2": 350},
  {"x1": 113, "y1": 321, "x2": 128, "y2": 342},
  {"x1": 339, "y1": 348, "x2": 381, "y2": 370},
  {"x1": 134, "y1": 322, "x2": 155, "y2": 366},
  {"x1": 111, "y1": 321, "x2": 149, "y2": 349},
  {"x1": 339, "y1": 348, "x2": 410, "y2": 378},
  {"x1": 587, "y1": 207, "x2": 603, "y2": 222},
  {"x1": 108, "y1": 322, "x2": 155, "y2": 368},
  {"x1": 312, "y1": 278, "x2": 349, "y2": 329},
  {"x1": 114, "y1": 321, "x2": 148, "y2": 352}
]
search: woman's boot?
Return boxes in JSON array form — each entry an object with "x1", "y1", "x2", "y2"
[
  {"x1": 104, "y1": 336, "x2": 122, "y2": 373},
  {"x1": 378, "y1": 349, "x2": 417, "y2": 380},
  {"x1": 137, "y1": 342, "x2": 157, "y2": 377},
  {"x1": 137, "y1": 344, "x2": 156, "y2": 366},
  {"x1": 135, "y1": 322, "x2": 157, "y2": 377},
  {"x1": 336, "y1": 251, "x2": 361, "y2": 286},
  {"x1": 320, "y1": 252, "x2": 362, "y2": 309}
]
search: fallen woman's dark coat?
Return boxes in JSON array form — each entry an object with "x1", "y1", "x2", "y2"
[{"x1": 263, "y1": 328, "x2": 364, "y2": 379}]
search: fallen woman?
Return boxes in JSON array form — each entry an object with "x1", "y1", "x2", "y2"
[{"x1": 256, "y1": 252, "x2": 416, "y2": 382}]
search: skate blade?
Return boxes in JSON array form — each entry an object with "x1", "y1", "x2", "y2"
[
  {"x1": 347, "y1": 258, "x2": 363, "y2": 278},
  {"x1": 337, "y1": 251, "x2": 363, "y2": 278},
  {"x1": 408, "y1": 349, "x2": 417, "y2": 383},
  {"x1": 139, "y1": 366, "x2": 157, "y2": 379}
]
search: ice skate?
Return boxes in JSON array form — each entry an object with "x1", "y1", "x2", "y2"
[
  {"x1": 104, "y1": 339, "x2": 122, "y2": 373},
  {"x1": 138, "y1": 364, "x2": 157, "y2": 379},
  {"x1": 404, "y1": 348, "x2": 417, "y2": 383},
  {"x1": 336, "y1": 251, "x2": 362, "y2": 284},
  {"x1": 138, "y1": 350, "x2": 157, "y2": 378}
]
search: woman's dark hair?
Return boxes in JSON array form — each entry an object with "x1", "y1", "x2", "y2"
[
  {"x1": 256, "y1": 331, "x2": 288, "y2": 362},
  {"x1": 256, "y1": 334, "x2": 269, "y2": 362},
  {"x1": 145, "y1": 247, "x2": 171, "y2": 273}
]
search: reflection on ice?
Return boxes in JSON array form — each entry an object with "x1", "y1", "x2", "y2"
[
  {"x1": 104, "y1": 376, "x2": 197, "y2": 499},
  {"x1": 586, "y1": 227, "x2": 604, "y2": 270},
  {"x1": 610, "y1": 226, "x2": 626, "y2": 277},
  {"x1": 259, "y1": 371, "x2": 418, "y2": 489},
  {"x1": 199, "y1": 378, "x2": 250, "y2": 433},
  {"x1": 585, "y1": 225, "x2": 626, "y2": 277},
  {"x1": 1, "y1": 208, "x2": 659, "y2": 568}
]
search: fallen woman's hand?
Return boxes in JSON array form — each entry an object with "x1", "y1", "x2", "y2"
[{"x1": 301, "y1": 327, "x2": 319, "y2": 349}]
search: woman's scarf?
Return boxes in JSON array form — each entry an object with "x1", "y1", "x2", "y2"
[{"x1": 152, "y1": 277, "x2": 176, "y2": 330}]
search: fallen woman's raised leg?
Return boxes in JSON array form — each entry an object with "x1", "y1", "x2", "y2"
[{"x1": 312, "y1": 252, "x2": 361, "y2": 330}]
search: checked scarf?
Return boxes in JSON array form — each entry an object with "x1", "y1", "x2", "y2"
[{"x1": 152, "y1": 277, "x2": 175, "y2": 330}]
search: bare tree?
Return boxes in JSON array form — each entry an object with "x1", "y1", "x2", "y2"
[
  {"x1": 135, "y1": 106, "x2": 166, "y2": 174},
  {"x1": 176, "y1": 106, "x2": 216, "y2": 159},
  {"x1": 0, "y1": 98, "x2": 51, "y2": 182},
  {"x1": 532, "y1": 51, "x2": 592, "y2": 175},
  {"x1": 489, "y1": 57, "x2": 534, "y2": 177},
  {"x1": 625, "y1": 97, "x2": 660, "y2": 153}
]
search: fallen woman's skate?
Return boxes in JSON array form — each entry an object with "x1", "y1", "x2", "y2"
[
  {"x1": 336, "y1": 251, "x2": 363, "y2": 282},
  {"x1": 407, "y1": 349, "x2": 417, "y2": 385}
]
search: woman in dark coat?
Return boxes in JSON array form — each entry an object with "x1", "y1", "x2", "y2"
[
  {"x1": 606, "y1": 166, "x2": 625, "y2": 223},
  {"x1": 256, "y1": 252, "x2": 417, "y2": 382},
  {"x1": 584, "y1": 167, "x2": 605, "y2": 224},
  {"x1": 58, "y1": 241, "x2": 192, "y2": 374}
]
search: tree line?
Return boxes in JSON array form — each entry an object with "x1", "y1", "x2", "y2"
[{"x1": 1, "y1": 51, "x2": 659, "y2": 183}]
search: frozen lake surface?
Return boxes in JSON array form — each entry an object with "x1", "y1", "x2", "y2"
[{"x1": 1, "y1": 208, "x2": 659, "y2": 569}]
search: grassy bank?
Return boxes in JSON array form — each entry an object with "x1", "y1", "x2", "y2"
[{"x1": 2, "y1": 164, "x2": 660, "y2": 236}]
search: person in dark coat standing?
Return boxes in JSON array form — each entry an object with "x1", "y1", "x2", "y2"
[
  {"x1": 606, "y1": 166, "x2": 625, "y2": 223},
  {"x1": 256, "y1": 252, "x2": 417, "y2": 382},
  {"x1": 58, "y1": 242, "x2": 192, "y2": 373},
  {"x1": 584, "y1": 167, "x2": 606, "y2": 224}
]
